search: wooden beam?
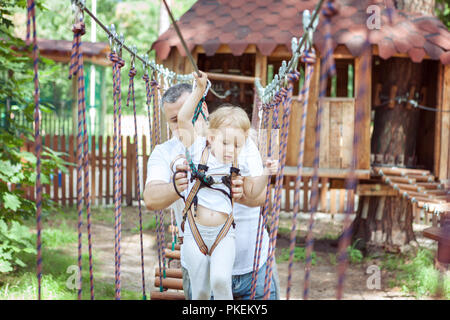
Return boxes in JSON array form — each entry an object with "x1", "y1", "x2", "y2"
[
  {"x1": 357, "y1": 184, "x2": 397, "y2": 196},
  {"x1": 438, "y1": 65, "x2": 450, "y2": 181},
  {"x1": 206, "y1": 72, "x2": 255, "y2": 84},
  {"x1": 255, "y1": 50, "x2": 267, "y2": 86},
  {"x1": 283, "y1": 166, "x2": 370, "y2": 179},
  {"x1": 354, "y1": 50, "x2": 372, "y2": 170}
]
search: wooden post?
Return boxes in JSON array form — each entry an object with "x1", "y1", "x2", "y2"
[
  {"x1": 438, "y1": 65, "x2": 450, "y2": 181},
  {"x1": 255, "y1": 50, "x2": 267, "y2": 86},
  {"x1": 91, "y1": 135, "x2": 96, "y2": 206},
  {"x1": 126, "y1": 136, "x2": 133, "y2": 206},
  {"x1": 98, "y1": 136, "x2": 103, "y2": 206},
  {"x1": 354, "y1": 51, "x2": 372, "y2": 170},
  {"x1": 61, "y1": 135, "x2": 67, "y2": 206},
  {"x1": 53, "y1": 135, "x2": 59, "y2": 204},
  {"x1": 68, "y1": 135, "x2": 75, "y2": 207},
  {"x1": 106, "y1": 136, "x2": 111, "y2": 205},
  {"x1": 320, "y1": 178, "x2": 329, "y2": 212}
]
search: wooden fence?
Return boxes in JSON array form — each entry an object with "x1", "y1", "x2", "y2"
[{"x1": 17, "y1": 134, "x2": 357, "y2": 215}]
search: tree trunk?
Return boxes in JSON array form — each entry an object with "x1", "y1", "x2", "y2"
[{"x1": 350, "y1": 196, "x2": 417, "y2": 254}]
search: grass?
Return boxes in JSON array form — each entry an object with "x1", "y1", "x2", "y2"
[
  {"x1": 277, "y1": 247, "x2": 317, "y2": 265},
  {"x1": 0, "y1": 215, "x2": 142, "y2": 300},
  {"x1": 381, "y1": 248, "x2": 450, "y2": 300}
]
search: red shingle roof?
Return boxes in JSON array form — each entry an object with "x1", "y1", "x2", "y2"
[{"x1": 152, "y1": 0, "x2": 450, "y2": 64}]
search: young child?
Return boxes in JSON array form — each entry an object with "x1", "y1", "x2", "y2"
[{"x1": 176, "y1": 71, "x2": 272, "y2": 300}]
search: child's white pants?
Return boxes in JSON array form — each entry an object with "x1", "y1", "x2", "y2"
[{"x1": 182, "y1": 221, "x2": 235, "y2": 300}]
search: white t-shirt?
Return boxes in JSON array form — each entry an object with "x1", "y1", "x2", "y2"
[
  {"x1": 146, "y1": 136, "x2": 269, "y2": 275},
  {"x1": 182, "y1": 136, "x2": 255, "y2": 215}
]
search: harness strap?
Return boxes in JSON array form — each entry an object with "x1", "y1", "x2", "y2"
[{"x1": 180, "y1": 142, "x2": 238, "y2": 256}]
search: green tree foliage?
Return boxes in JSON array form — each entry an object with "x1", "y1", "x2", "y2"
[
  {"x1": 0, "y1": 0, "x2": 70, "y2": 273},
  {"x1": 436, "y1": 0, "x2": 450, "y2": 28}
]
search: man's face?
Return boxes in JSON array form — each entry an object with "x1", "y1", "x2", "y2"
[{"x1": 164, "y1": 91, "x2": 207, "y2": 138}]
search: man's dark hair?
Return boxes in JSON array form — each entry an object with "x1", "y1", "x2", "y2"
[{"x1": 161, "y1": 83, "x2": 192, "y2": 109}]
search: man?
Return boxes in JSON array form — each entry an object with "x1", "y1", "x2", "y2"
[{"x1": 143, "y1": 82, "x2": 279, "y2": 300}]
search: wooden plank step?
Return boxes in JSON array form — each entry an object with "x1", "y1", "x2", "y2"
[
  {"x1": 407, "y1": 174, "x2": 434, "y2": 182},
  {"x1": 382, "y1": 176, "x2": 416, "y2": 185},
  {"x1": 424, "y1": 190, "x2": 449, "y2": 196},
  {"x1": 164, "y1": 249, "x2": 180, "y2": 260},
  {"x1": 400, "y1": 190, "x2": 432, "y2": 199},
  {"x1": 150, "y1": 291, "x2": 185, "y2": 300},
  {"x1": 376, "y1": 167, "x2": 430, "y2": 177},
  {"x1": 154, "y1": 277, "x2": 183, "y2": 290},
  {"x1": 415, "y1": 182, "x2": 444, "y2": 190},
  {"x1": 394, "y1": 183, "x2": 423, "y2": 192},
  {"x1": 155, "y1": 267, "x2": 183, "y2": 279}
]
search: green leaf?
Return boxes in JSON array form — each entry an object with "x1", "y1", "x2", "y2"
[
  {"x1": 0, "y1": 260, "x2": 13, "y2": 273},
  {"x1": 2, "y1": 192, "x2": 21, "y2": 211}
]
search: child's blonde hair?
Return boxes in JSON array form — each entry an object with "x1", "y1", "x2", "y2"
[{"x1": 207, "y1": 104, "x2": 250, "y2": 135}]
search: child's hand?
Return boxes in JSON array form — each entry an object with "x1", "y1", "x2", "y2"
[
  {"x1": 193, "y1": 71, "x2": 208, "y2": 95},
  {"x1": 231, "y1": 175, "x2": 244, "y2": 201},
  {"x1": 264, "y1": 159, "x2": 279, "y2": 176}
]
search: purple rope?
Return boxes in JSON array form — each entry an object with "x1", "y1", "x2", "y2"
[
  {"x1": 286, "y1": 51, "x2": 316, "y2": 299},
  {"x1": 127, "y1": 67, "x2": 147, "y2": 299},
  {"x1": 68, "y1": 18, "x2": 87, "y2": 301},
  {"x1": 249, "y1": 100, "x2": 279, "y2": 299},
  {"x1": 303, "y1": 1, "x2": 338, "y2": 300},
  {"x1": 109, "y1": 52, "x2": 124, "y2": 300},
  {"x1": 27, "y1": 0, "x2": 42, "y2": 300},
  {"x1": 263, "y1": 71, "x2": 300, "y2": 299}
]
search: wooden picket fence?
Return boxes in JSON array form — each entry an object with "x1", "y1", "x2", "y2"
[{"x1": 18, "y1": 134, "x2": 356, "y2": 215}]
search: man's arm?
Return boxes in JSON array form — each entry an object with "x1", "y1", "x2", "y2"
[{"x1": 143, "y1": 180, "x2": 178, "y2": 211}]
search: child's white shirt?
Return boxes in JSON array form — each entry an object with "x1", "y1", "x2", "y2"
[{"x1": 181, "y1": 136, "x2": 261, "y2": 215}]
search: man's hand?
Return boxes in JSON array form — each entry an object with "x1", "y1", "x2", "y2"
[
  {"x1": 174, "y1": 162, "x2": 189, "y2": 194},
  {"x1": 231, "y1": 175, "x2": 244, "y2": 201}
]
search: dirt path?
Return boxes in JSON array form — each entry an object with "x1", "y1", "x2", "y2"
[{"x1": 86, "y1": 207, "x2": 436, "y2": 299}]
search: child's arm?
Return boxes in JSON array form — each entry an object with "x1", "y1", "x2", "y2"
[
  {"x1": 242, "y1": 159, "x2": 278, "y2": 199},
  {"x1": 177, "y1": 71, "x2": 208, "y2": 148}
]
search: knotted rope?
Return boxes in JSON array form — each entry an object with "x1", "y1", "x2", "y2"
[
  {"x1": 68, "y1": 14, "x2": 96, "y2": 300},
  {"x1": 286, "y1": 50, "x2": 316, "y2": 299},
  {"x1": 263, "y1": 71, "x2": 300, "y2": 299},
  {"x1": 126, "y1": 66, "x2": 147, "y2": 300},
  {"x1": 249, "y1": 99, "x2": 280, "y2": 299},
  {"x1": 303, "y1": 0, "x2": 338, "y2": 300},
  {"x1": 109, "y1": 51, "x2": 125, "y2": 300},
  {"x1": 26, "y1": 0, "x2": 42, "y2": 300}
]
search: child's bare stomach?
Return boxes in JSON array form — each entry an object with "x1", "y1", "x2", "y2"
[{"x1": 194, "y1": 205, "x2": 228, "y2": 226}]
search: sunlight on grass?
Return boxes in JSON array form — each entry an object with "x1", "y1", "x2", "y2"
[
  {"x1": 0, "y1": 221, "x2": 142, "y2": 300},
  {"x1": 277, "y1": 247, "x2": 317, "y2": 265},
  {"x1": 382, "y1": 248, "x2": 450, "y2": 299}
]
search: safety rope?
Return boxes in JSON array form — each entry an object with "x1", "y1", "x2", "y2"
[
  {"x1": 263, "y1": 71, "x2": 300, "y2": 299},
  {"x1": 286, "y1": 50, "x2": 316, "y2": 299},
  {"x1": 249, "y1": 98, "x2": 280, "y2": 299},
  {"x1": 303, "y1": 0, "x2": 338, "y2": 300},
  {"x1": 126, "y1": 65, "x2": 147, "y2": 300},
  {"x1": 68, "y1": 13, "x2": 95, "y2": 300},
  {"x1": 109, "y1": 49, "x2": 125, "y2": 300},
  {"x1": 26, "y1": 0, "x2": 42, "y2": 300}
]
